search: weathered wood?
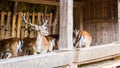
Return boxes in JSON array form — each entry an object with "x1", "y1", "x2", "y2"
[
  {"x1": 24, "y1": 12, "x2": 29, "y2": 37},
  {"x1": 37, "y1": 12, "x2": 41, "y2": 25},
  {"x1": 49, "y1": 13, "x2": 52, "y2": 34},
  {"x1": 82, "y1": 1, "x2": 118, "y2": 45},
  {"x1": 6, "y1": 11, "x2": 11, "y2": 38},
  {"x1": 52, "y1": 7, "x2": 59, "y2": 34},
  {"x1": 73, "y1": 42, "x2": 120, "y2": 65},
  {"x1": 30, "y1": 12, "x2": 35, "y2": 38},
  {"x1": 80, "y1": 5, "x2": 83, "y2": 31},
  {"x1": 74, "y1": 8, "x2": 80, "y2": 29},
  {"x1": 9, "y1": 0, "x2": 83, "y2": 7},
  {"x1": 0, "y1": 50, "x2": 73, "y2": 68},
  {"x1": 12, "y1": 1, "x2": 18, "y2": 37},
  {"x1": 80, "y1": 60, "x2": 120, "y2": 68},
  {"x1": 12, "y1": 15, "x2": 16, "y2": 37},
  {"x1": 60, "y1": 0, "x2": 73, "y2": 49},
  {"x1": 0, "y1": 11, "x2": 5, "y2": 39},
  {"x1": 118, "y1": 0, "x2": 120, "y2": 41},
  {"x1": 17, "y1": 12, "x2": 22, "y2": 38}
]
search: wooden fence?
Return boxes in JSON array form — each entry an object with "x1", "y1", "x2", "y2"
[{"x1": 0, "y1": 11, "x2": 53, "y2": 40}]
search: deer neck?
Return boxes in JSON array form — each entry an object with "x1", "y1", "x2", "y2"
[
  {"x1": 36, "y1": 32, "x2": 43, "y2": 53},
  {"x1": 37, "y1": 33, "x2": 42, "y2": 40}
]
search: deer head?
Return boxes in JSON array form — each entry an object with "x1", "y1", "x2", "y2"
[
  {"x1": 73, "y1": 29, "x2": 80, "y2": 47},
  {"x1": 22, "y1": 13, "x2": 49, "y2": 36}
]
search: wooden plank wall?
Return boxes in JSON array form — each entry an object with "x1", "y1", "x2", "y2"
[
  {"x1": 0, "y1": 11, "x2": 53, "y2": 40},
  {"x1": 82, "y1": 1, "x2": 118, "y2": 46}
]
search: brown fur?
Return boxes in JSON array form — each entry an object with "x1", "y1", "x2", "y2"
[
  {"x1": 73, "y1": 30, "x2": 92, "y2": 48},
  {"x1": 21, "y1": 37, "x2": 37, "y2": 55},
  {"x1": 0, "y1": 38, "x2": 20, "y2": 59}
]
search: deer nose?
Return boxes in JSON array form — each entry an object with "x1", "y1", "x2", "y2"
[
  {"x1": 37, "y1": 52, "x2": 40, "y2": 54},
  {"x1": 73, "y1": 43, "x2": 76, "y2": 47}
]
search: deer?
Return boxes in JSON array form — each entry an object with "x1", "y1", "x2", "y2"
[
  {"x1": 73, "y1": 29, "x2": 92, "y2": 48},
  {"x1": 0, "y1": 37, "x2": 23, "y2": 59},
  {"x1": 21, "y1": 13, "x2": 56, "y2": 55}
]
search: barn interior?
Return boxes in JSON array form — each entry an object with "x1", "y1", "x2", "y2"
[{"x1": 0, "y1": 0, "x2": 118, "y2": 46}]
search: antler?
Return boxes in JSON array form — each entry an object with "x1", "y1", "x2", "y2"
[
  {"x1": 22, "y1": 13, "x2": 36, "y2": 27},
  {"x1": 22, "y1": 13, "x2": 49, "y2": 36},
  {"x1": 22, "y1": 13, "x2": 40, "y2": 30}
]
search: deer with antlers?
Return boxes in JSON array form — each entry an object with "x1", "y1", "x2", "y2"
[
  {"x1": 21, "y1": 13, "x2": 56, "y2": 55},
  {"x1": 73, "y1": 29, "x2": 92, "y2": 48}
]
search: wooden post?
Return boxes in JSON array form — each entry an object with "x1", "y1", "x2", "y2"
[
  {"x1": 115, "y1": 0, "x2": 120, "y2": 60},
  {"x1": 60, "y1": 0, "x2": 73, "y2": 50},
  {"x1": 118, "y1": 0, "x2": 120, "y2": 41},
  {"x1": 17, "y1": 12, "x2": 22, "y2": 38}
]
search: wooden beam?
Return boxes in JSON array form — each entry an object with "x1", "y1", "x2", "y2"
[
  {"x1": 60, "y1": 0, "x2": 73, "y2": 50},
  {"x1": 118, "y1": 0, "x2": 120, "y2": 41},
  {"x1": 78, "y1": 0, "x2": 114, "y2": 2},
  {"x1": 8, "y1": 0, "x2": 83, "y2": 7}
]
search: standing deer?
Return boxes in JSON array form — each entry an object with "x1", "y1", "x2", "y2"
[
  {"x1": 0, "y1": 38, "x2": 22, "y2": 59},
  {"x1": 22, "y1": 13, "x2": 56, "y2": 55},
  {"x1": 73, "y1": 29, "x2": 92, "y2": 48}
]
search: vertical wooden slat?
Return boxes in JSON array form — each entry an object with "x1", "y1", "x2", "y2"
[
  {"x1": 12, "y1": 1, "x2": 18, "y2": 38},
  {"x1": 30, "y1": 12, "x2": 35, "y2": 38},
  {"x1": 6, "y1": 11, "x2": 11, "y2": 39},
  {"x1": 60, "y1": 0, "x2": 73, "y2": 49},
  {"x1": 12, "y1": 14, "x2": 16, "y2": 37},
  {"x1": 32, "y1": 12, "x2": 35, "y2": 24},
  {"x1": 0, "y1": 11, "x2": 5, "y2": 39},
  {"x1": 24, "y1": 12, "x2": 29, "y2": 37},
  {"x1": 49, "y1": 13, "x2": 52, "y2": 34},
  {"x1": 17, "y1": 12, "x2": 22, "y2": 38},
  {"x1": 37, "y1": 12, "x2": 41, "y2": 25}
]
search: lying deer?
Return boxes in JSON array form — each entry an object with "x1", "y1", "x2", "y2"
[
  {"x1": 73, "y1": 29, "x2": 92, "y2": 48},
  {"x1": 0, "y1": 38, "x2": 22, "y2": 59},
  {"x1": 22, "y1": 13, "x2": 56, "y2": 55}
]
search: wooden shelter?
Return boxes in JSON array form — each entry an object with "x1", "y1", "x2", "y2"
[{"x1": 0, "y1": 0, "x2": 120, "y2": 68}]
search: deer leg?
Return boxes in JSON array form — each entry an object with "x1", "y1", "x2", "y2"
[{"x1": 31, "y1": 46, "x2": 37, "y2": 55}]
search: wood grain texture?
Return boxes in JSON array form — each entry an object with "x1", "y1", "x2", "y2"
[{"x1": 60, "y1": 0, "x2": 73, "y2": 49}]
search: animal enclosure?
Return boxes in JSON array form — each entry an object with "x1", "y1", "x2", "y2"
[
  {"x1": 0, "y1": 0, "x2": 120, "y2": 68},
  {"x1": 0, "y1": 0, "x2": 119, "y2": 46},
  {"x1": 74, "y1": 0, "x2": 118, "y2": 46}
]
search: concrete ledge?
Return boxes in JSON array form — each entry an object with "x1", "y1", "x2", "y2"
[
  {"x1": 73, "y1": 42, "x2": 120, "y2": 64},
  {"x1": 0, "y1": 50, "x2": 73, "y2": 68}
]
